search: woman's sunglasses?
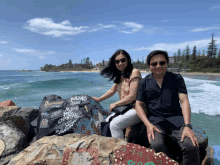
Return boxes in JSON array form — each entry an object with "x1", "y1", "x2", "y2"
[
  {"x1": 115, "y1": 58, "x2": 126, "y2": 64},
  {"x1": 150, "y1": 61, "x2": 166, "y2": 67}
]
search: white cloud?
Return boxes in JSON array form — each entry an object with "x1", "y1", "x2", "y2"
[
  {"x1": 210, "y1": 6, "x2": 220, "y2": 10},
  {"x1": 24, "y1": 18, "x2": 116, "y2": 37},
  {"x1": 13, "y1": 48, "x2": 55, "y2": 59},
  {"x1": 8, "y1": 59, "x2": 11, "y2": 62},
  {"x1": 120, "y1": 22, "x2": 144, "y2": 34},
  {"x1": 0, "y1": 54, "x2": 3, "y2": 57},
  {"x1": 39, "y1": 56, "x2": 45, "y2": 59},
  {"x1": 0, "y1": 41, "x2": 7, "y2": 44},
  {"x1": 132, "y1": 37, "x2": 220, "y2": 52},
  {"x1": 191, "y1": 26, "x2": 220, "y2": 32}
]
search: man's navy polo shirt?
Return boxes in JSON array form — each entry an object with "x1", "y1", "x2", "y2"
[{"x1": 136, "y1": 71, "x2": 187, "y2": 128}]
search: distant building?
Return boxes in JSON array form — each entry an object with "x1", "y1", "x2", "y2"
[
  {"x1": 169, "y1": 56, "x2": 175, "y2": 64},
  {"x1": 96, "y1": 61, "x2": 109, "y2": 68}
]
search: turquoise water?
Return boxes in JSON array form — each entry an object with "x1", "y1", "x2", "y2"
[{"x1": 0, "y1": 70, "x2": 220, "y2": 163}]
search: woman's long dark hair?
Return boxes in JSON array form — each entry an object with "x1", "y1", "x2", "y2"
[{"x1": 100, "y1": 49, "x2": 133, "y2": 84}]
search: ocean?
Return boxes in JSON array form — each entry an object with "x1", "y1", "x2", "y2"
[{"x1": 0, "y1": 70, "x2": 220, "y2": 163}]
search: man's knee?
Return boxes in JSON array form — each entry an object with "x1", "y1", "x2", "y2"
[
  {"x1": 182, "y1": 137, "x2": 200, "y2": 161},
  {"x1": 150, "y1": 135, "x2": 166, "y2": 152}
]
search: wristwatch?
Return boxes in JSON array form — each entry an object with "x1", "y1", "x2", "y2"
[{"x1": 184, "y1": 124, "x2": 193, "y2": 129}]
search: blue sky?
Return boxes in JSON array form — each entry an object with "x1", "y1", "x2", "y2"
[{"x1": 1, "y1": 0, "x2": 220, "y2": 70}]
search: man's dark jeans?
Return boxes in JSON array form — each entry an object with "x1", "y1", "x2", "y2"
[{"x1": 150, "y1": 120, "x2": 200, "y2": 165}]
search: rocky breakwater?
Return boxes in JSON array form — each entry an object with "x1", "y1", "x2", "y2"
[{"x1": 0, "y1": 96, "x2": 214, "y2": 165}]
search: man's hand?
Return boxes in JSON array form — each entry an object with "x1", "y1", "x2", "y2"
[
  {"x1": 109, "y1": 103, "x2": 117, "y2": 112},
  {"x1": 146, "y1": 123, "x2": 161, "y2": 144},
  {"x1": 181, "y1": 127, "x2": 199, "y2": 148}
]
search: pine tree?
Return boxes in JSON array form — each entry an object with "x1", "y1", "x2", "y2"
[
  {"x1": 218, "y1": 50, "x2": 220, "y2": 58},
  {"x1": 192, "y1": 46, "x2": 197, "y2": 60},
  {"x1": 185, "y1": 45, "x2": 190, "y2": 61},
  {"x1": 202, "y1": 50, "x2": 206, "y2": 57},
  {"x1": 177, "y1": 49, "x2": 181, "y2": 63},
  {"x1": 68, "y1": 59, "x2": 73, "y2": 67},
  {"x1": 207, "y1": 33, "x2": 217, "y2": 58}
]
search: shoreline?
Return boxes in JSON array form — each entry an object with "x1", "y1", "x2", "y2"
[{"x1": 61, "y1": 69, "x2": 220, "y2": 77}]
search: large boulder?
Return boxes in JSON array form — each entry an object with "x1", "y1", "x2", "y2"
[
  {"x1": 0, "y1": 107, "x2": 39, "y2": 143},
  {"x1": 8, "y1": 133, "x2": 179, "y2": 165},
  {"x1": 0, "y1": 100, "x2": 15, "y2": 107},
  {"x1": 0, "y1": 120, "x2": 28, "y2": 165},
  {"x1": 33, "y1": 95, "x2": 109, "y2": 141}
]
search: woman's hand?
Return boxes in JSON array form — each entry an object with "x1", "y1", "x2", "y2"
[
  {"x1": 109, "y1": 103, "x2": 117, "y2": 112},
  {"x1": 92, "y1": 97, "x2": 100, "y2": 102},
  {"x1": 146, "y1": 123, "x2": 161, "y2": 144}
]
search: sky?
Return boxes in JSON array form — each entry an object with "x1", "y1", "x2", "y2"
[{"x1": 1, "y1": 0, "x2": 220, "y2": 70}]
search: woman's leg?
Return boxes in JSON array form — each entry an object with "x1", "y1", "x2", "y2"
[
  {"x1": 109, "y1": 109, "x2": 142, "y2": 139},
  {"x1": 105, "y1": 113, "x2": 116, "y2": 122}
]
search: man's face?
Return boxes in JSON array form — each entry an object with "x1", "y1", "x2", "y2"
[{"x1": 149, "y1": 54, "x2": 167, "y2": 76}]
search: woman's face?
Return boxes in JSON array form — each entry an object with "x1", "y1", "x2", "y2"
[{"x1": 115, "y1": 54, "x2": 128, "y2": 71}]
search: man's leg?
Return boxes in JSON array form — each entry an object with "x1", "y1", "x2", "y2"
[
  {"x1": 172, "y1": 126, "x2": 200, "y2": 165},
  {"x1": 109, "y1": 109, "x2": 142, "y2": 139},
  {"x1": 150, "y1": 123, "x2": 170, "y2": 155}
]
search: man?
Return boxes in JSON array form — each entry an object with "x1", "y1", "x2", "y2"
[{"x1": 135, "y1": 50, "x2": 200, "y2": 164}]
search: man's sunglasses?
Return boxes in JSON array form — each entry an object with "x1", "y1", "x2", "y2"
[
  {"x1": 150, "y1": 61, "x2": 166, "y2": 67},
  {"x1": 115, "y1": 58, "x2": 126, "y2": 64}
]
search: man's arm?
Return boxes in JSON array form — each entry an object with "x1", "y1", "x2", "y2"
[
  {"x1": 179, "y1": 93, "x2": 199, "y2": 147},
  {"x1": 135, "y1": 100, "x2": 161, "y2": 144}
]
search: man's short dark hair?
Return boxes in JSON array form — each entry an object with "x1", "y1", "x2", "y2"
[{"x1": 147, "y1": 50, "x2": 169, "y2": 66}]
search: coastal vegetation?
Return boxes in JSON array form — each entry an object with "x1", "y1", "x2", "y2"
[{"x1": 40, "y1": 33, "x2": 220, "y2": 73}]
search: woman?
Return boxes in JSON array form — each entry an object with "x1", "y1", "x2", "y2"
[{"x1": 92, "y1": 49, "x2": 142, "y2": 139}]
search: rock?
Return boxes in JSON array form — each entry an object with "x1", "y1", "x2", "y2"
[
  {"x1": 0, "y1": 120, "x2": 28, "y2": 165},
  {"x1": 127, "y1": 122, "x2": 209, "y2": 164},
  {"x1": 0, "y1": 100, "x2": 16, "y2": 107},
  {"x1": 201, "y1": 146, "x2": 214, "y2": 165},
  {"x1": 0, "y1": 106, "x2": 19, "y2": 117},
  {"x1": 33, "y1": 95, "x2": 109, "y2": 141},
  {"x1": 8, "y1": 133, "x2": 179, "y2": 165},
  {"x1": 0, "y1": 107, "x2": 39, "y2": 143}
]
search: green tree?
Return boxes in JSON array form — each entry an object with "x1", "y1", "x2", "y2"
[
  {"x1": 202, "y1": 50, "x2": 206, "y2": 57},
  {"x1": 177, "y1": 49, "x2": 181, "y2": 63},
  {"x1": 185, "y1": 45, "x2": 190, "y2": 61},
  {"x1": 192, "y1": 46, "x2": 197, "y2": 60},
  {"x1": 207, "y1": 33, "x2": 217, "y2": 58},
  {"x1": 218, "y1": 50, "x2": 220, "y2": 58}
]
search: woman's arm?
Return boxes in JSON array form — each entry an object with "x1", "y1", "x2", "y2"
[
  {"x1": 92, "y1": 83, "x2": 118, "y2": 102},
  {"x1": 113, "y1": 69, "x2": 141, "y2": 106}
]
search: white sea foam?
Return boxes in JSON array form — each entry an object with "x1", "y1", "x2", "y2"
[
  {"x1": 185, "y1": 78, "x2": 220, "y2": 116},
  {"x1": 0, "y1": 85, "x2": 11, "y2": 89},
  {"x1": 141, "y1": 73, "x2": 220, "y2": 116}
]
